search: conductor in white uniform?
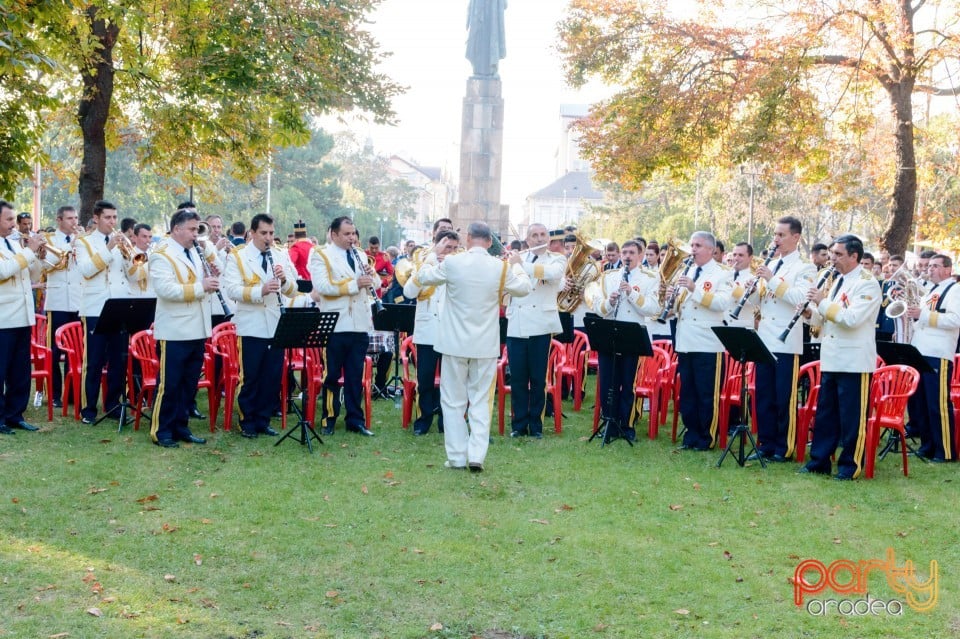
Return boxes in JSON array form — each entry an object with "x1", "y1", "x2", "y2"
[{"x1": 416, "y1": 222, "x2": 531, "y2": 472}]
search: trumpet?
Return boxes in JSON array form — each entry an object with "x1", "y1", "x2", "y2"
[
  {"x1": 41, "y1": 241, "x2": 72, "y2": 270},
  {"x1": 110, "y1": 231, "x2": 145, "y2": 263},
  {"x1": 778, "y1": 267, "x2": 836, "y2": 342}
]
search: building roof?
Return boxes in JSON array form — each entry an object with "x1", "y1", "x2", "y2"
[
  {"x1": 529, "y1": 171, "x2": 604, "y2": 201},
  {"x1": 389, "y1": 155, "x2": 443, "y2": 182}
]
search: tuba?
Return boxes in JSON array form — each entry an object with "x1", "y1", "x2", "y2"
[
  {"x1": 557, "y1": 232, "x2": 604, "y2": 312},
  {"x1": 885, "y1": 266, "x2": 922, "y2": 343},
  {"x1": 657, "y1": 240, "x2": 692, "y2": 307}
]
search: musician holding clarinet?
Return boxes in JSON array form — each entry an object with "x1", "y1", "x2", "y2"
[
  {"x1": 223, "y1": 213, "x2": 298, "y2": 439},
  {"x1": 308, "y1": 216, "x2": 379, "y2": 437},
  {"x1": 748, "y1": 217, "x2": 816, "y2": 462},
  {"x1": 673, "y1": 232, "x2": 734, "y2": 451},
  {"x1": 800, "y1": 234, "x2": 881, "y2": 480},
  {"x1": 148, "y1": 209, "x2": 220, "y2": 448}
]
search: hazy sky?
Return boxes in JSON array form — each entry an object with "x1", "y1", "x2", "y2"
[{"x1": 326, "y1": 0, "x2": 605, "y2": 223}]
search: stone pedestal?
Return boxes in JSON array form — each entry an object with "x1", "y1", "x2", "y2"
[{"x1": 454, "y1": 76, "x2": 508, "y2": 235}]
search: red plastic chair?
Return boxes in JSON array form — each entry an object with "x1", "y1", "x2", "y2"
[
  {"x1": 209, "y1": 325, "x2": 240, "y2": 431},
  {"x1": 544, "y1": 339, "x2": 567, "y2": 434},
  {"x1": 952, "y1": 354, "x2": 960, "y2": 453},
  {"x1": 303, "y1": 352, "x2": 374, "y2": 429},
  {"x1": 794, "y1": 360, "x2": 822, "y2": 463},
  {"x1": 495, "y1": 346, "x2": 511, "y2": 435},
  {"x1": 559, "y1": 330, "x2": 590, "y2": 412},
  {"x1": 399, "y1": 337, "x2": 419, "y2": 429},
  {"x1": 55, "y1": 321, "x2": 85, "y2": 420},
  {"x1": 279, "y1": 348, "x2": 309, "y2": 430},
  {"x1": 30, "y1": 319, "x2": 54, "y2": 422},
  {"x1": 717, "y1": 357, "x2": 758, "y2": 450},
  {"x1": 128, "y1": 330, "x2": 159, "y2": 431},
  {"x1": 864, "y1": 365, "x2": 920, "y2": 479},
  {"x1": 631, "y1": 345, "x2": 670, "y2": 439}
]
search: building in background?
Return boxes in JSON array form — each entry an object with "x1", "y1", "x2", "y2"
[{"x1": 387, "y1": 155, "x2": 456, "y2": 243}]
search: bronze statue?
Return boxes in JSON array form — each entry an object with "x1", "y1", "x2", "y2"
[{"x1": 466, "y1": 0, "x2": 506, "y2": 77}]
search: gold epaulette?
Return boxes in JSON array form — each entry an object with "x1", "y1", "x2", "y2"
[
  {"x1": 861, "y1": 270, "x2": 874, "y2": 280},
  {"x1": 153, "y1": 243, "x2": 168, "y2": 254},
  {"x1": 640, "y1": 267, "x2": 658, "y2": 278},
  {"x1": 233, "y1": 243, "x2": 246, "y2": 251},
  {"x1": 718, "y1": 263, "x2": 732, "y2": 271}
]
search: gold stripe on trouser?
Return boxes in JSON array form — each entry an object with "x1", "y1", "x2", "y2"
[
  {"x1": 540, "y1": 346, "x2": 551, "y2": 425},
  {"x1": 46, "y1": 312, "x2": 53, "y2": 351},
  {"x1": 323, "y1": 347, "x2": 335, "y2": 420},
  {"x1": 149, "y1": 340, "x2": 167, "y2": 443},
  {"x1": 939, "y1": 360, "x2": 953, "y2": 460},
  {"x1": 629, "y1": 359, "x2": 641, "y2": 427},
  {"x1": 784, "y1": 355, "x2": 799, "y2": 458},
  {"x1": 235, "y1": 336, "x2": 245, "y2": 423},
  {"x1": 80, "y1": 316, "x2": 89, "y2": 407},
  {"x1": 851, "y1": 372, "x2": 871, "y2": 479},
  {"x1": 707, "y1": 352, "x2": 723, "y2": 448}
]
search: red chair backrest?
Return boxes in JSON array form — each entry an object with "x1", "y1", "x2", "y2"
[
  {"x1": 870, "y1": 365, "x2": 919, "y2": 422},
  {"x1": 33, "y1": 314, "x2": 47, "y2": 347},
  {"x1": 129, "y1": 329, "x2": 160, "y2": 379},
  {"x1": 55, "y1": 321, "x2": 84, "y2": 369},
  {"x1": 210, "y1": 328, "x2": 240, "y2": 377},
  {"x1": 636, "y1": 345, "x2": 669, "y2": 387}
]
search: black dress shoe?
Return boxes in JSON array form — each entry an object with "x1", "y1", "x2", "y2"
[
  {"x1": 261, "y1": 426, "x2": 279, "y2": 436},
  {"x1": 322, "y1": 425, "x2": 334, "y2": 435},
  {"x1": 348, "y1": 426, "x2": 375, "y2": 437},
  {"x1": 797, "y1": 466, "x2": 828, "y2": 475},
  {"x1": 156, "y1": 439, "x2": 179, "y2": 448},
  {"x1": 622, "y1": 428, "x2": 636, "y2": 442},
  {"x1": 468, "y1": 462, "x2": 484, "y2": 473},
  {"x1": 412, "y1": 428, "x2": 428, "y2": 436},
  {"x1": 52, "y1": 399, "x2": 63, "y2": 408},
  {"x1": 240, "y1": 430, "x2": 258, "y2": 439},
  {"x1": 746, "y1": 451, "x2": 769, "y2": 462},
  {"x1": 510, "y1": 429, "x2": 527, "y2": 438},
  {"x1": 0, "y1": 425, "x2": 14, "y2": 435},
  {"x1": 679, "y1": 444, "x2": 708, "y2": 451},
  {"x1": 81, "y1": 417, "x2": 95, "y2": 425},
  {"x1": 9, "y1": 421, "x2": 39, "y2": 431},
  {"x1": 833, "y1": 474, "x2": 854, "y2": 481},
  {"x1": 188, "y1": 408, "x2": 206, "y2": 419},
  {"x1": 181, "y1": 435, "x2": 206, "y2": 444}
]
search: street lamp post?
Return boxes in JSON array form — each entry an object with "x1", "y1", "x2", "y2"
[{"x1": 741, "y1": 165, "x2": 760, "y2": 247}]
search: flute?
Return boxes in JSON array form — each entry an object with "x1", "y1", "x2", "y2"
[{"x1": 778, "y1": 267, "x2": 836, "y2": 342}]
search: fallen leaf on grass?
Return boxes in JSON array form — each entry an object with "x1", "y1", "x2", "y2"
[
  {"x1": 87, "y1": 487, "x2": 108, "y2": 494},
  {"x1": 209, "y1": 493, "x2": 220, "y2": 498},
  {"x1": 896, "y1": 531, "x2": 908, "y2": 538},
  {"x1": 693, "y1": 483, "x2": 701, "y2": 490},
  {"x1": 98, "y1": 439, "x2": 111, "y2": 444},
  {"x1": 669, "y1": 504, "x2": 683, "y2": 511},
  {"x1": 136, "y1": 494, "x2": 158, "y2": 503},
  {"x1": 593, "y1": 622, "x2": 608, "y2": 631},
  {"x1": 100, "y1": 596, "x2": 115, "y2": 603},
  {"x1": 325, "y1": 591, "x2": 339, "y2": 598},
  {"x1": 164, "y1": 574, "x2": 176, "y2": 582},
  {"x1": 176, "y1": 617, "x2": 188, "y2": 624},
  {"x1": 36, "y1": 584, "x2": 56, "y2": 592},
  {"x1": 120, "y1": 610, "x2": 140, "y2": 619},
  {"x1": 674, "y1": 608, "x2": 690, "y2": 615},
  {"x1": 12, "y1": 497, "x2": 19, "y2": 503},
  {"x1": 361, "y1": 485, "x2": 368, "y2": 494},
  {"x1": 275, "y1": 621, "x2": 292, "y2": 627},
  {"x1": 833, "y1": 538, "x2": 842, "y2": 544},
  {"x1": 48, "y1": 633, "x2": 70, "y2": 638},
  {"x1": 193, "y1": 554, "x2": 202, "y2": 566},
  {"x1": 529, "y1": 518, "x2": 550, "y2": 525},
  {"x1": 554, "y1": 504, "x2": 574, "y2": 513},
  {"x1": 429, "y1": 622, "x2": 443, "y2": 631},
  {"x1": 735, "y1": 577, "x2": 744, "y2": 583},
  {"x1": 86, "y1": 608, "x2": 102, "y2": 617},
  {"x1": 200, "y1": 518, "x2": 212, "y2": 525},
  {"x1": 81, "y1": 573, "x2": 96, "y2": 584},
  {"x1": 200, "y1": 599, "x2": 218, "y2": 609},
  {"x1": 161, "y1": 523, "x2": 178, "y2": 533},
  {"x1": 723, "y1": 551, "x2": 733, "y2": 561},
  {"x1": 412, "y1": 548, "x2": 424, "y2": 554},
  {"x1": 248, "y1": 450, "x2": 264, "y2": 457},
  {"x1": 384, "y1": 471, "x2": 394, "y2": 479},
  {"x1": 193, "y1": 480, "x2": 204, "y2": 487}
]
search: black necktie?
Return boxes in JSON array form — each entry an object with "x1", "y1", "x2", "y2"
[
  {"x1": 530, "y1": 254, "x2": 538, "y2": 264},
  {"x1": 830, "y1": 276, "x2": 844, "y2": 300},
  {"x1": 734, "y1": 270, "x2": 740, "y2": 281},
  {"x1": 693, "y1": 266, "x2": 702, "y2": 281},
  {"x1": 624, "y1": 268, "x2": 630, "y2": 282},
  {"x1": 3, "y1": 238, "x2": 12, "y2": 252},
  {"x1": 261, "y1": 251, "x2": 270, "y2": 273},
  {"x1": 65, "y1": 235, "x2": 71, "y2": 243},
  {"x1": 104, "y1": 235, "x2": 109, "y2": 244},
  {"x1": 772, "y1": 259, "x2": 783, "y2": 275},
  {"x1": 346, "y1": 248, "x2": 356, "y2": 271},
  {"x1": 185, "y1": 248, "x2": 194, "y2": 265}
]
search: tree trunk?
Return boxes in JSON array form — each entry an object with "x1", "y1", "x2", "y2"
[
  {"x1": 880, "y1": 79, "x2": 917, "y2": 257},
  {"x1": 76, "y1": 8, "x2": 119, "y2": 226}
]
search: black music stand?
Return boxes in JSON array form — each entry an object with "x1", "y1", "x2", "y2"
[
  {"x1": 583, "y1": 314, "x2": 653, "y2": 447},
  {"x1": 93, "y1": 297, "x2": 156, "y2": 432},
  {"x1": 875, "y1": 342, "x2": 933, "y2": 460},
  {"x1": 273, "y1": 308, "x2": 339, "y2": 453},
  {"x1": 373, "y1": 303, "x2": 416, "y2": 406},
  {"x1": 712, "y1": 326, "x2": 776, "y2": 468}
]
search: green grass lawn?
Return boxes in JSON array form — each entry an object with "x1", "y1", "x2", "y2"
[{"x1": 1, "y1": 391, "x2": 957, "y2": 639}]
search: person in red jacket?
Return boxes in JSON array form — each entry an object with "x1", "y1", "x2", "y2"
[
  {"x1": 287, "y1": 220, "x2": 315, "y2": 293},
  {"x1": 367, "y1": 236, "x2": 394, "y2": 297}
]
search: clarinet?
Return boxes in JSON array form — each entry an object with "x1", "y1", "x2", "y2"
[
  {"x1": 352, "y1": 244, "x2": 386, "y2": 315},
  {"x1": 728, "y1": 242, "x2": 778, "y2": 322},
  {"x1": 656, "y1": 256, "x2": 695, "y2": 323},
  {"x1": 263, "y1": 248, "x2": 285, "y2": 315},
  {"x1": 193, "y1": 240, "x2": 233, "y2": 320},
  {"x1": 778, "y1": 267, "x2": 837, "y2": 342},
  {"x1": 612, "y1": 258, "x2": 631, "y2": 318}
]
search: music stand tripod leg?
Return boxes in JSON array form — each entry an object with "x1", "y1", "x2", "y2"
[{"x1": 274, "y1": 346, "x2": 323, "y2": 451}]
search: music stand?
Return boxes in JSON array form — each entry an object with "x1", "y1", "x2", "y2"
[
  {"x1": 272, "y1": 308, "x2": 339, "y2": 453},
  {"x1": 373, "y1": 303, "x2": 416, "y2": 406},
  {"x1": 712, "y1": 326, "x2": 777, "y2": 468},
  {"x1": 582, "y1": 314, "x2": 653, "y2": 447},
  {"x1": 93, "y1": 297, "x2": 156, "y2": 432},
  {"x1": 875, "y1": 342, "x2": 933, "y2": 460}
]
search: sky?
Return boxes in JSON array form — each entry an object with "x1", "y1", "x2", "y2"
[{"x1": 325, "y1": 0, "x2": 606, "y2": 223}]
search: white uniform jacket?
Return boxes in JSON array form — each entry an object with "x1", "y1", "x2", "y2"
[
  {"x1": 126, "y1": 248, "x2": 156, "y2": 298},
  {"x1": 911, "y1": 279, "x2": 960, "y2": 361},
  {"x1": 41, "y1": 229, "x2": 82, "y2": 313},
  {"x1": 675, "y1": 260, "x2": 734, "y2": 353},
  {"x1": 589, "y1": 266, "x2": 660, "y2": 323},
  {"x1": 754, "y1": 251, "x2": 817, "y2": 354},
  {"x1": 726, "y1": 268, "x2": 760, "y2": 330},
  {"x1": 148, "y1": 238, "x2": 213, "y2": 341},
  {"x1": 505, "y1": 251, "x2": 565, "y2": 338},
  {"x1": 416, "y1": 247, "x2": 531, "y2": 359},
  {"x1": 811, "y1": 266, "x2": 881, "y2": 373},
  {"x1": 223, "y1": 243, "x2": 298, "y2": 338},
  {"x1": 0, "y1": 237, "x2": 41, "y2": 327},
  {"x1": 404, "y1": 269, "x2": 445, "y2": 346},
  {"x1": 308, "y1": 244, "x2": 381, "y2": 333},
  {"x1": 75, "y1": 229, "x2": 138, "y2": 317}
]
